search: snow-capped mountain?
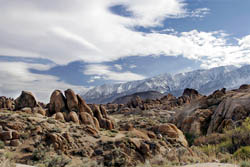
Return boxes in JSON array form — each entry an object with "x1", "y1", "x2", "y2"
[{"x1": 81, "y1": 65, "x2": 250, "y2": 103}]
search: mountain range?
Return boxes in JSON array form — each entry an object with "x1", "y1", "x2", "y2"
[{"x1": 80, "y1": 65, "x2": 250, "y2": 103}]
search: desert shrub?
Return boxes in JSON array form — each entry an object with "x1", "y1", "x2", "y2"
[
  {"x1": 193, "y1": 133, "x2": 226, "y2": 146},
  {"x1": 217, "y1": 140, "x2": 234, "y2": 153},
  {"x1": 224, "y1": 117, "x2": 250, "y2": 153},
  {"x1": 21, "y1": 132, "x2": 29, "y2": 139},
  {"x1": 199, "y1": 144, "x2": 218, "y2": 156},
  {"x1": 45, "y1": 156, "x2": 71, "y2": 167},
  {"x1": 241, "y1": 161, "x2": 250, "y2": 167},
  {"x1": 106, "y1": 130, "x2": 117, "y2": 137},
  {"x1": 32, "y1": 147, "x2": 46, "y2": 161},
  {"x1": 233, "y1": 146, "x2": 250, "y2": 160},
  {"x1": 47, "y1": 118, "x2": 56, "y2": 124},
  {"x1": 110, "y1": 129, "x2": 118, "y2": 133},
  {"x1": 0, "y1": 140, "x2": 5, "y2": 149},
  {"x1": 196, "y1": 118, "x2": 250, "y2": 162},
  {"x1": 185, "y1": 133, "x2": 197, "y2": 146},
  {"x1": 32, "y1": 145, "x2": 71, "y2": 167}
]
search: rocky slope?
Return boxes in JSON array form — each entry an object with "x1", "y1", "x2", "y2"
[
  {"x1": 0, "y1": 84, "x2": 250, "y2": 166},
  {"x1": 81, "y1": 65, "x2": 250, "y2": 103},
  {"x1": 0, "y1": 89, "x2": 200, "y2": 167},
  {"x1": 112, "y1": 91, "x2": 164, "y2": 104}
]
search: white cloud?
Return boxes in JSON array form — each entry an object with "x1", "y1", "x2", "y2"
[
  {"x1": 0, "y1": 0, "x2": 249, "y2": 74},
  {"x1": 0, "y1": 62, "x2": 86, "y2": 102},
  {"x1": 190, "y1": 8, "x2": 210, "y2": 18},
  {"x1": 129, "y1": 64, "x2": 137, "y2": 69},
  {"x1": 113, "y1": 0, "x2": 186, "y2": 27},
  {"x1": 84, "y1": 64, "x2": 146, "y2": 82},
  {"x1": 114, "y1": 64, "x2": 123, "y2": 70}
]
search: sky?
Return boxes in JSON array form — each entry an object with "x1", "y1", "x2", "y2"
[{"x1": 1, "y1": 0, "x2": 250, "y2": 101}]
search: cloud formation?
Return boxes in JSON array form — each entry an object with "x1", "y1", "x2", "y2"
[
  {"x1": 0, "y1": 0, "x2": 249, "y2": 68},
  {"x1": 1, "y1": 0, "x2": 250, "y2": 99},
  {"x1": 0, "y1": 62, "x2": 85, "y2": 102},
  {"x1": 84, "y1": 64, "x2": 146, "y2": 82}
]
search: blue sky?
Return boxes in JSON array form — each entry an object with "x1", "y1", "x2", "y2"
[{"x1": 0, "y1": 0, "x2": 250, "y2": 101}]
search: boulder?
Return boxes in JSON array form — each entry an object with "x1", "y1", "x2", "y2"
[
  {"x1": 33, "y1": 106, "x2": 46, "y2": 116},
  {"x1": 152, "y1": 123, "x2": 188, "y2": 147},
  {"x1": 49, "y1": 90, "x2": 67, "y2": 115},
  {"x1": 161, "y1": 94, "x2": 176, "y2": 102},
  {"x1": 182, "y1": 88, "x2": 200, "y2": 100},
  {"x1": 91, "y1": 104, "x2": 103, "y2": 121},
  {"x1": 69, "y1": 111, "x2": 80, "y2": 124},
  {"x1": 15, "y1": 91, "x2": 37, "y2": 110},
  {"x1": 173, "y1": 109, "x2": 213, "y2": 136},
  {"x1": 0, "y1": 131, "x2": 12, "y2": 140},
  {"x1": 55, "y1": 112, "x2": 65, "y2": 121},
  {"x1": 79, "y1": 112, "x2": 95, "y2": 127},
  {"x1": 77, "y1": 95, "x2": 93, "y2": 116},
  {"x1": 239, "y1": 84, "x2": 250, "y2": 90},
  {"x1": 21, "y1": 107, "x2": 32, "y2": 114},
  {"x1": 65, "y1": 89, "x2": 79, "y2": 112},
  {"x1": 127, "y1": 96, "x2": 143, "y2": 109},
  {"x1": 100, "y1": 105, "x2": 108, "y2": 118},
  {"x1": 93, "y1": 117, "x2": 100, "y2": 129},
  {"x1": 12, "y1": 131, "x2": 20, "y2": 139},
  {"x1": 0, "y1": 97, "x2": 14, "y2": 110},
  {"x1": 10, "y1": 139, "x2": 21, "y2": 147},
  {"x1": 140, "y1": 143, "x2": 150, "y2": 156},
  {"x1": 207, "y1": 98, "x2": 250, "y2": 134}
]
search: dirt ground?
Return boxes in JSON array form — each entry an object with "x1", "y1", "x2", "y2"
[{"x1": 180, "y1": 163, "x2": 239, "y2": 167}]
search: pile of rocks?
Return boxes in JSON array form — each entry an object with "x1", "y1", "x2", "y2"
[
  {"x1": 0, "y1": 89, "x2": 114, "y2": 131},
  {"x1": 0, "y1": 96, "x2": 15, "y2": 110},
  {"x1": 49, "y1": 89, "x2": 114, "y2": 130},
  {"x1": 111, "y1": 88, "x2": 202, "y2": 114}
]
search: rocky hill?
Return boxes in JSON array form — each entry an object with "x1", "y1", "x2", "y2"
[
  {"x1": 112, "y1": 91, "x2": 164, "y2": 104},
  {"x1": 81, "y1": 65, "x2": 250, "y2": 104},
  {"x1": 0, "y1": 85, "x2": 250, "y2": 166}
]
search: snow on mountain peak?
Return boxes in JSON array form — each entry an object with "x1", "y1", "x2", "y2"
[{"x1": 81, "y1": 65, "x2": 250, "y2": 103}]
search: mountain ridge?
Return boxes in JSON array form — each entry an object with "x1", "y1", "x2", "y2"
[{"x1": 81, "y1": 65, "x2": 250, "y2": 103}]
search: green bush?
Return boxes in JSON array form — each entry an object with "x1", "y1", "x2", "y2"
[
  {"x1": 32, "y1": 148, "x2": 46, "y2": 161},
  {"x1": 0, "y1": 140, "x2": 5, "y2": 149},
  {"x1": 46, "y1": 156, "x2": 71, "y2": 167},
  {"x1": 217, "y1": 140, "x2": 234, "y2": 153},
  {"x1": 223, "y1": 117, "x2": 250, "y2": 153},
  {"x1": 185, "y1": 133, "x2": 197, "y2": 146},
  {"x1": 240, "y1": 161, "x2": 250, "y2": 167},
  {"x1": 233, "y1": 146, "x2": 250, "y2": 160}
]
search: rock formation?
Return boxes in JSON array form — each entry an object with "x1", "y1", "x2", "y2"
[
  {"x1": 49, "y1": 90, "x2": 67, "y2": 115},
  {"x1": 15, "y1": 91, "x2": 37, "y2": 110},
  {"x1": 48, "y1": 89, "x2": 114, "y2": 130},
  {"x1": 0, "y1": 96, "x2": 15, "y2": 110}
]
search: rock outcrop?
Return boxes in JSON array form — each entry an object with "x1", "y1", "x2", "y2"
[
  {"x1": 0, "y1": 96, "x2": 14, "y2": 110},
  {"x1": 65, "y1": 89, "x2": 79, "y2": 112},
  {"x1": 48, "y1": 89, "x2": 114, "y2": 130},
  {"x1": 152, "y1": 123, "x2": 188, "y2": 147},
  {"x1": 49, "y1": 90, "x2": 67, "y2": 115},
  {"x1": 171, "y1": 85, "x2": 250, "y2": 136},
  {"x1": 207, "y1": 97, "x2": 250, "y2": 133},
  {"x1": 172, "y1": 109, "x2": 213, "y2": 136},
  {"x1": 15, "y1": 91, "x2": 37, "y2": 110}
]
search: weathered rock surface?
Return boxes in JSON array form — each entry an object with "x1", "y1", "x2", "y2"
[
  {"x1": 152, "y1": 123, "x2": 188, "y2": 147},
  {"x1": 15, "y1": 91, "x2": 37, "y2": 110},
  {"x1": 0, "y1": 96, "x2": 15, "y2": 110},
  {"x1": 207, "y1": 97, "x2": 250, "y2": 133},
  {"x1": 65, "y1": 89, "x2": 79, "y2": 112},
  {"x1": 69, "y1": 111, "x2": 80, "y2": 124},
  {"x1": 173, "y1": 109, "x2": 213, "y2": 136},
  {"x1": 49, "y1": 90, "x2": 67, "y2": 115},
  {"x1": 77, "y1": 95, "x2": 93, "y2": 116}
]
